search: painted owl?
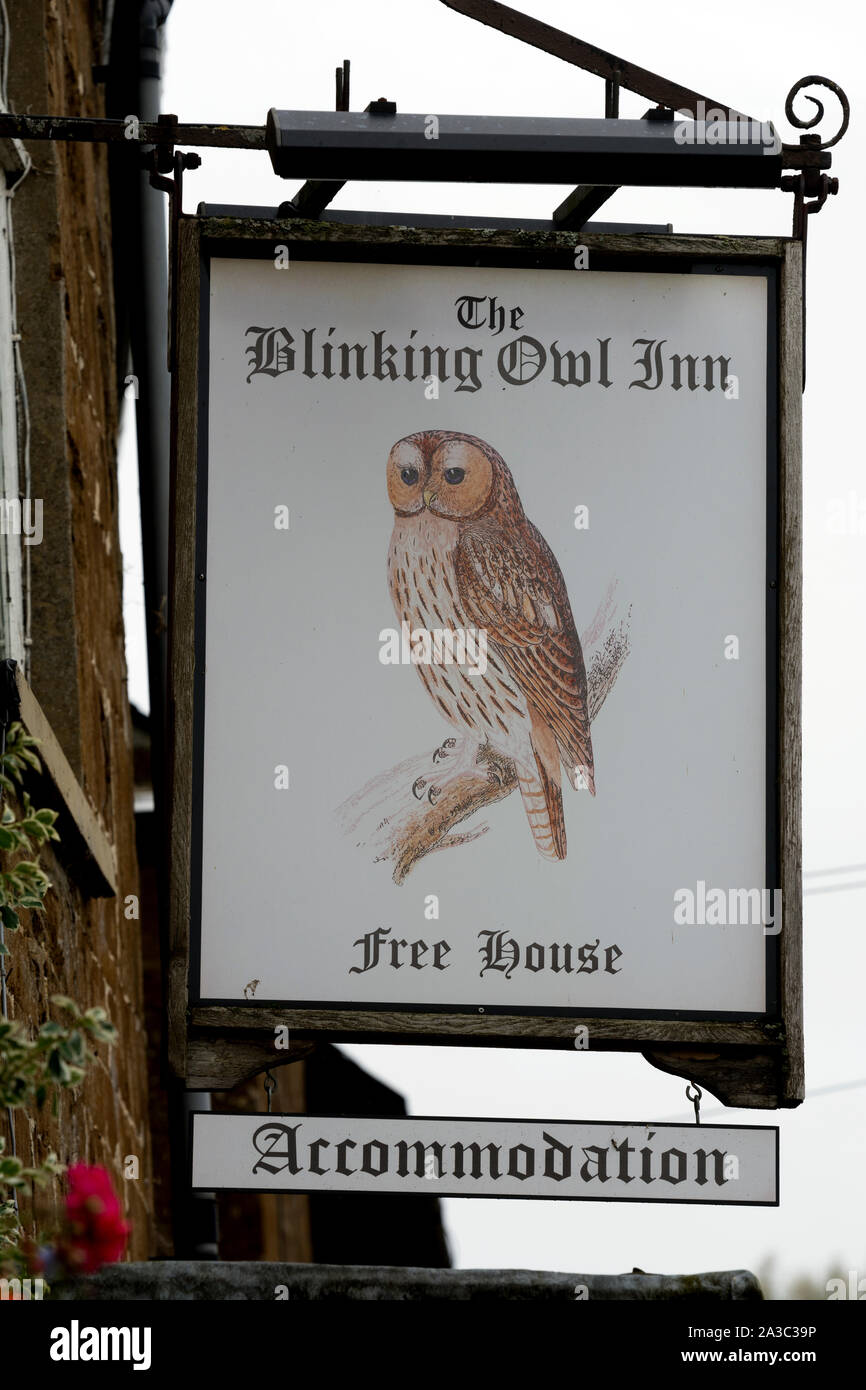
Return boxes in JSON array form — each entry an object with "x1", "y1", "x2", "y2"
[{"x1": 386, "y1": 429, "x2": 595, "y2": 860}]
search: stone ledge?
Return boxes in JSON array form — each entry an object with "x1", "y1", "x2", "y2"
[{"x1": 58, "y1": 1262, "x2": 763, "y2": 1301}]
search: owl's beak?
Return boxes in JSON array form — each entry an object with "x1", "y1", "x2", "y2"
[{"x1": 423, "y1": 488, "x2": 437, "y2": 508}]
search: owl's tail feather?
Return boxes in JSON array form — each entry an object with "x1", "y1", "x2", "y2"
[
  {"x1": 517, "y1": 756, "x2": 567, "y2": 861},
  {"x1": 560, "y1": 734, "x2": 596, "y2": 796}
]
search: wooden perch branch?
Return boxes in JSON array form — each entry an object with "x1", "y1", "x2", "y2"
[{"x1": 336, "y1": 584, "x2": 631, "y2": 884}]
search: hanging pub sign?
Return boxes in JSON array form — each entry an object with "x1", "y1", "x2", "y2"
[
  {"x1": 190, "y1": 1111, "x2": 779, "y2": 1206},
  {"x1": 168, "y1": 215, "x2": 802, "y2": 1107}
]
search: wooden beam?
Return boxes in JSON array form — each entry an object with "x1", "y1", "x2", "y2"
[
  {"x1": 285, "y1": 178, "x2": 346, "y2": 219},
  {"x1": 553, "y1": 183, "x2": 620, "y2": 230},
  {"x1": 186, "y1": 1035, "x2": 314, "y2": 1091},
  {"x1": 190, "y1": 1005, "x2": 775, "y2": 1048},
  {"x1": 439, "y1": 0, "x2": 750, "y2": 119},
  {"x1": 643, "y1": 1047, "x2": 784, "y2": 1110},
  {"x1": 778, "y1": 240, "x2": 804, "y2": 1105},
  {"x1": 13, "y1": 665, "x2": 117, "y2": 897}
]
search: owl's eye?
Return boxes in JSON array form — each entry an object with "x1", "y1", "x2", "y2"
[
  {"x1": 444, "y1": 467, "x2": 465, "y2": 484},
  {"x1": 400, "y1": 467, "x2": 420, "y2": 486}
]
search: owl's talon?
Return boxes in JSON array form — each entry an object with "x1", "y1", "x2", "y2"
[
  {"x1": 479, "y1": 746, "x2": 514, "y2": 789},
  {"x1": 432, "y1": 737, "x2": 457, "y2": 763},
  {"x1": 412, "y1": 777, "x2": 427, "y2": 799},
  {"x1": 428, "y1": 784, "x2": 442, "y2": 806}
]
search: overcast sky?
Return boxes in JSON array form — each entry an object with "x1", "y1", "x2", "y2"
[{"x1": 118, "y1": 0, "x2": 865, "y2": 1294}]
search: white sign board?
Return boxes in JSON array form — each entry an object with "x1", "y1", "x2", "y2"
[
  {"x1": 172, "y1": 220, "x2": 801, "y2": 1081},
  {"x1": 191, "y1": 1111, "x2": 779, "y2": 1205}
]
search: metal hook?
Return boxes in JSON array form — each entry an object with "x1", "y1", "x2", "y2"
[
  {"x1": 685, "y1": 1082, "x2": 702, "y2": 1126},
  {"x1": 264, "y1": 1069, "x2": 277, "y2": 1114}
]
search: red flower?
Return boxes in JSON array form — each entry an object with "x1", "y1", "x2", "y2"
[{"x1": 58, "y1": 1164, "x2": 130, "y2": 1275}]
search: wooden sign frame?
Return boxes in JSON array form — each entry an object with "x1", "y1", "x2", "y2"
[{"x1": 167, "y1": 215, "x2": 802, "y2": 1109}]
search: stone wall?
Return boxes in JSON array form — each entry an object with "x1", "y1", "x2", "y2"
[
  {"x1": 4, "y1": 0, "x2": 154, "y2": 1259},
  {"x1": 60, "y1": 1262, "x2": 764, "y2": 1301}
]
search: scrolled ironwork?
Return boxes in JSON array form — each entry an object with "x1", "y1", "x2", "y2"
[{"x1": 785, "y1": 76, "x2": 849, "y2": 149}]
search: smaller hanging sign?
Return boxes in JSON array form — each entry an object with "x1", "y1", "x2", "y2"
[{"x1": 190, "y1": 1112, "x2": 778, "y2": 1206}]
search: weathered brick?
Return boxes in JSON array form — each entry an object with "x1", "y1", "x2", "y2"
[{"x1": 3, "y1": 0, "x2": 154, "y2": 1260}]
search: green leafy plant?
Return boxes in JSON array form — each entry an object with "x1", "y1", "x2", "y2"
[
  {"x1": 0, "y1": 721, "x2": 118, "y2": 1284},
  {"x1": 0, "y1": 999, "x2": 117, "y2": 1110},
  {"x1": 0, "y1": 722, "x2": 59, "y2": 948},
  {"x1": 0, "y1": 1140, "x2": 63, "y2": 1279}
]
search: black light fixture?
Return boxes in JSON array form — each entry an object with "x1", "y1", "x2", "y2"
[{"x1": 265, "y1": 110, "x2": 789, "y2": 189}]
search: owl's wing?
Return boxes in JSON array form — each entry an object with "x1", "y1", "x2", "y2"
[{"x1": 455, "y1": 522, "x2": 595, "y2": 794}]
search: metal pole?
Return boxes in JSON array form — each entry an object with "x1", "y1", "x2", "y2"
[{"x1": 132, "y1": 0, "x2": 219, "y2": 1261}]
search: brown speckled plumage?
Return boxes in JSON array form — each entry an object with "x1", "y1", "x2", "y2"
[{"x1": 386, "y1": 430, "x2": 594, "y2": 860}]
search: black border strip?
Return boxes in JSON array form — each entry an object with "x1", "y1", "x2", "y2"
[
  {"x1": 188, "y1": 251, "x2": 211, "y2": 1009},
  {"x1": 187, "y1": 228, "x2": 782, "y2": 1026}
]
